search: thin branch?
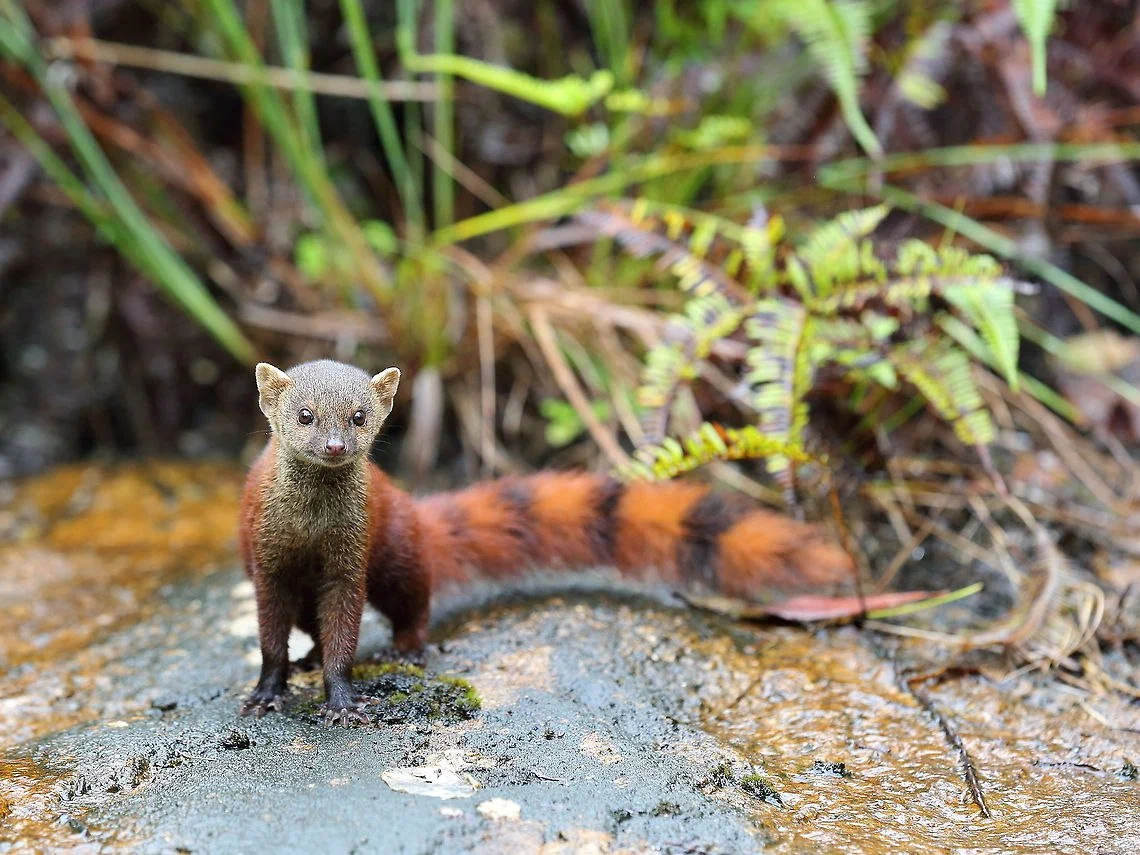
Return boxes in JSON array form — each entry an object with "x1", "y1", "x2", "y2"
[
  {"x1": 529, "y1": 307, "x2": 631, "y2": 469},
  {"x1": 904, "y1": 670, "x2": 991, "y2": 819}
]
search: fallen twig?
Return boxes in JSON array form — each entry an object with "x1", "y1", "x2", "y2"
[{"x1": 899, "y1": 663, "x2": 991, "y2": 819}]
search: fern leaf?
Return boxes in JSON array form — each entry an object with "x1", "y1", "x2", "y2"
[
  {"x1": 889, "y1": 339, "x2": 994, "y2": 445},
  {"x1": 577, "y1": 202, "x2": 748, "y2": 298},
  {"x1": 637, "y1": 293, "x2": 746, "y2": 441},
  {"x1": 622, "y1": 422, "x2": 814, "y2": 481},
  {"x1": 942, "y1": 280, "x2": 1020, "y2": 391},
  {"x1": 793, "y1": 205, "x2": 890, "y2": 299},
  {"x1": 740, "y1": 209, "x2": 785, "y2": 294},
  {"x1": 776, "y1": 0, "x2": 883, "y2": 157},
  {"x1": 745, "y1": 300, "x2": 813, "y2": 483}
]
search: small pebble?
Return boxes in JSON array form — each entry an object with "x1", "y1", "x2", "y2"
[{"x1": 476, "y1": 798, "x2": 521, "y2": 821}]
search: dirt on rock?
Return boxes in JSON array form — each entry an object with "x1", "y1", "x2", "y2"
[{"x1": 1, "y1": 463, "x2": 1138, "y2": 853}]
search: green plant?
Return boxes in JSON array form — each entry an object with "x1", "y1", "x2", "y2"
[
  {"x1": 606, "y1": 201, "x2": 1022, "y2": 490},
  {"x1": 1012, "y1": 0, "x2": 1059, "y2": 95},
  {"x1": 773, "y1": 0, "x2": 882, "y2": 158},
  {"x1": 541, "y1": 398, "x2": 613, "y2": 448}
]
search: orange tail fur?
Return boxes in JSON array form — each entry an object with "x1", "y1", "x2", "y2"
[{"x1": 414, "y1": 472, "x2": 853, "y2": 598}]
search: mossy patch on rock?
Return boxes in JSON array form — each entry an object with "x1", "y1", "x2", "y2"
[
  {"x1": 740, "y1": 773, "x2": 783, "y2": 807},
  {"x1": 701, "y1": 761, "x2": 736, "y2": 789},
  {"x1": 352, "y1": 662, "x2": 426, "y2": 681},
  {"x1": 291, "y1": 663, "x2": 480, "y2": 726}
]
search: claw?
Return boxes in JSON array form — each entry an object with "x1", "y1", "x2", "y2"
[
  {"x1": 239, "y1": 692, "x2": 287, "y2": 718},
  {"x1": 321, "y1": 701, "x2": 370, "y2": 727}
]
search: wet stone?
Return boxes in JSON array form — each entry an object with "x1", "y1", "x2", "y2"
[{"x1": 2, "y1": 463, "x2": 1139, "y2": 853}]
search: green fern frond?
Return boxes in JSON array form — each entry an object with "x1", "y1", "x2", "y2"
[
  {"x1": 621, "y1": 422, "x2": 815, "y2": 481},
  {"x1": 637, "y1": 293, "x2": 746, "y2": 439},
  {"x1": 745, "y1": 300, "x2": 814, "y2": 483},
  {"x1": 775, "y1": 0, "x2": 883, "y2": 158},
  {"x1": 889, "y1": 338, "x2": 994, "y2": 445},
  {"x1": 792, "y1": 205, "x2": 890, "y2": 298},
  {"x1": 615, "y1": 202, "x2": 1022, "y2": 489},
  {"x1": 942, "y1": 280, "x2": 1020, "y2": 391},
  {"x1": 639, "y1": 343, "x2": 690, "y2": 410}
]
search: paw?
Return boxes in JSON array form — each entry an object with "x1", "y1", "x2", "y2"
[
  {"x1": 374, "y1": 644, "x2": 428, "y2": 668},
  {"x1": 321, "y1": 700, "x2": 371, "y2": 727},
  {"x1": 239, "y1": 691, "x2": 287, "y2": 718}
]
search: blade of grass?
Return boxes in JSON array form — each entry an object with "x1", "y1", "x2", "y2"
[
  {"x1": 429, "y1": 145, "x2": 808, "y2": 246},
  {"x1": 341, "y1": 0, "x2": 422, "y2": 233},
  {"x1": 434, "y1": 142, "x2": 1140, "y2": 248},
  {"x1": 0, "y1": 92, "x2": 127, "y2": 247},
  {"x1": 1017, "y1": 316, "x2": 1140, "y2": 407},
  {"x1": 586, "y1": 0, "x2": 632, "y2": 87},
  {"x1": 432, "y1": 0, "x2": 455, "y2": 229},
  {"x1": 867, "y1": 582, "x2": 984, "y2": 619},
  {"x1": 270, "y1": 0, "x2": 322, "y2": 160},
  {"x1": 820, "y1": 141, "x2": 1140, "y2": 185},
  {"x1": 199, "y1": 0, "x2": 389, "y2": 294},
  {"x1": 397, "y1": 0, "x2": 426, "y2": 237}
]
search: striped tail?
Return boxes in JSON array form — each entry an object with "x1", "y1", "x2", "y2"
[{"x1": 413, "y1": 472, "x2": 852, "y2": 598}]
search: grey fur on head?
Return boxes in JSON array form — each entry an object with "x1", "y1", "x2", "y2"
[{"x1": 255, "y1": 359, "x2": 400, "y2": 468}]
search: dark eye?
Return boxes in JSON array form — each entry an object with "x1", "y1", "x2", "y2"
[
  {"x1": 352, "y1": 410, "x2": 366, "y2": 426},
  {"x1": 298, "y1": 408, "x2": 314, "y2": 425}
]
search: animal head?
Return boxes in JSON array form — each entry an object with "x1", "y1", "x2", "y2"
[{"x1": 255, "y1": 360, "x2": 400, "y2": 468}]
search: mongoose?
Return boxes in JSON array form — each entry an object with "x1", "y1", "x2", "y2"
[{"x1": 239, "y1": 359, "x2": 853, "y2": 724}]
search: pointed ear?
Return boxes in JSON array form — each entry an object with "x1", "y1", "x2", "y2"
[
  {"x1": 255, "y1": 363, "x2": 292, "y2": 418},
  {"x1": 370, "y1": 367, "x2": 401, "y2": 417}
]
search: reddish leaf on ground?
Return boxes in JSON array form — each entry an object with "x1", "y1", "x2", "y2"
[{"x1": 681, "y1": 590, "x2": 944, "y2": 622}]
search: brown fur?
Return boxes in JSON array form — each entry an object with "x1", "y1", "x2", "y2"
[{"x1": 239, "y1": 360, "x2": 853, "y2": 724}]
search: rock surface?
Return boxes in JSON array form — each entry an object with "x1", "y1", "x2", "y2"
[{"x1": 2, "y1": 463, "x2": 1138, "y2": 853}]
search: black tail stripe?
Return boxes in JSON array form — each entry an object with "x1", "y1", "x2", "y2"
[
  {"x1": 497, "y1": 478, "x2": 540, "y2": 558},
  {"x1": 677, "y1": 492, "x2": 752, "y2": 588},
  {"x1": 590, "y1": 477, "x2": 626, "y2": 565}
]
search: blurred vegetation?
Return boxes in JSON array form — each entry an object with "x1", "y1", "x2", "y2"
[{"x1": 2, "y1": 0, "x2": 1140, "y2": 497}]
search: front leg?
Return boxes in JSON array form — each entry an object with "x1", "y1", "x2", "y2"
[
  {"x1": 318, "y1": 567, "x2": 369, "y2": 726},
  {"x1": 240, "y1": 572, "x2": 297, "y2": 718}
]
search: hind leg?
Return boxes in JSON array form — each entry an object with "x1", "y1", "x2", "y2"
[
  {"x1": 292, "y1": 601, "x2": 323, "y2": 673},
  {"x1": 368, "y1": 570, "x2": 431, "y2": 655}
]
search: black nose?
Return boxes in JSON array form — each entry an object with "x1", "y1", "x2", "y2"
[{"x1": 325, "y1": 439, "x2": 346, "y2": 456}]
